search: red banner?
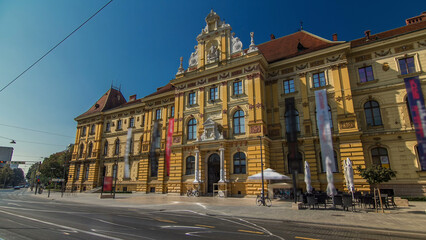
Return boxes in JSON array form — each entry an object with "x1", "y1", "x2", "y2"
[
  {"x1": 165, "y1": 118, "x2": 174, "y2": 176},
  {"x1": 103, "y1": 176, "x2": 113, "y2": 191}
]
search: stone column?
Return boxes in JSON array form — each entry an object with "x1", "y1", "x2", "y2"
[
  {"x1": 194, "y1": 149, "x2": 200, "y2": 183},
  {"x1": 219, "y1": 148, "x2": 225, "y2": 182}
]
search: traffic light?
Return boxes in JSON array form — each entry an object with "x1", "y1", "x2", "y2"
[
  {"x1": 0, "y1": 161, "x2": 5, "y2": 163},
  {"x1": 37, "y1": 179, "x2": 40, "y2": 183}
]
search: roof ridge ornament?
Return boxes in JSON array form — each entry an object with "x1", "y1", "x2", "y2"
[
  {"x1": 177, "y1": 56, "x2": 184, "y2": 75},
  {"x1": 247, "y1": 32, "x2": 258, "y2": 53}
]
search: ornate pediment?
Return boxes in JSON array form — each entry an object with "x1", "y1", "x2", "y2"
[{"x1": 198, "y1": 118, "x2": 223, "y2": 141}]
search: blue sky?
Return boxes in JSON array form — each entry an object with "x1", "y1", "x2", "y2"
[{"x1": 0, "y1": 0, "x2": 422, "y2": 173}]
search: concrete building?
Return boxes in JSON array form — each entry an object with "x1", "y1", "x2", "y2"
[{"x1": 68, "y1": 11, "x2": 426, "y2": 197}]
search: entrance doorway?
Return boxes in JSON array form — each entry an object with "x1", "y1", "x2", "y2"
[{"x1": 207, "y1": 153, "x2": 220, "y2": 193}]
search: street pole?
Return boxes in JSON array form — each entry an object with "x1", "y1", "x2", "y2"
[
  {"x1": 258, "y1": 136, "x2": 265, "y2": 206},
  {"x1": 113, "y1": 159, "x2": 118, "y2": 199}
]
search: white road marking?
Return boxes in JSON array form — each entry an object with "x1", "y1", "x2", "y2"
[
  {"x1": 7, "y1": 203, "x2": 21, "y2": 207},
  {"x1": 0, "y1": 209, "x2": 123, "y2": 240},
  {"x1": 196, "y1": 203, "x2": 207, "y2": 209},
  {"x1": 94, "y1": 218, "x2": 137, "y2": 229}
]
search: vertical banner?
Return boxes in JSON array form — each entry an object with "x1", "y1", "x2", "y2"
[
  {"x1": 315, "y1": 89, "x2": 337, "y2": 196},
  {"x1": 124, "y1": 128, "x2": 132, "y2": 179},
  {"x1": 103, "y1": 176, "x2": 113, "y2": 191},
  {"x1": 404, "y1": 76, "x2": 426, "y2": 170},
  {"x1": 165, "y1": 118, "x2": 174, "y2": 176},
  {"x1": 150, "y1": 121, "x2": 160, "y2": 177}
]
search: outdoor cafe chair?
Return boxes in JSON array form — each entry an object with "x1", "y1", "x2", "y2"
[
  {"x1": 342, "y1": 195, "x2": 355, "y2": 211},
  {"x1": 316, "y1": 194, "x2": 328, "y2": 208},
  {"x1": 333, "y1": 195, "x2": 343, "y2": 209},
  {"x1": 306, "y1": 195, "x2": 318, "y2": 209}
]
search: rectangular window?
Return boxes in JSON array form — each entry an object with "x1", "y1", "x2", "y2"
[
  {"x1": 312, "y1": 72, "x2": 326, "y2": 88},
  {"x1": 90, "y1": 124, "x2": 95, "y2": 134},
  {"x1": 170, "y1": 106, "x2": 175, "y2": 118},
  {"x1": 399, "y1": 57, "x2": 416, "y2": 75},
  {"x1": 358, "y1": 66, "x2": 375, "y2": 83},
  {"x1": 233, "y1": 81, "x2": 243, "y2": 95},
  {"x1": 188, "y1": 92, "x2": 196, "y2": 105},
  {"x1": 283, "y1": 79, "x2": 295, "y2": 94},
  {"x1": 75, "y1": 165, "x2": 80, "y2": 180},
  {"x1": 209, "y1": 87, "x2": 218, "y2": 101},
  {"x1": 142, "y1": 115, "x2": 145, "y2": 127},
  {"x1": 81, "y1": 127, "x2": 86, "y2": 136},
  {"x1": 129, "y1": 118, "x2": 134, "y2": 127},
  {"x1": 117, "y1": 120, "x2": 122, "y2": 130},
  {"x1": 84, "y1": 164, "x2": 90, "y2": 181},
  {"x1": 156, "y1": 109, "x2": 161, "y2": 120},
  {"x1": 106, "y1": 122, "x2": 110, "y2": 132}
]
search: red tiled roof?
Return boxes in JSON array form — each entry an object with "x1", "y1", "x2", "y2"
[
  {"x1": 77, "y1": 88, "x2": 127, "y2": 118},
  {"x1": 351, "y1": 21, "x2": 426, "y2": 48},
  {"x1": 257, "y1": 30, "x2": 342, "y2": 63},
  {"x1": 144, "y1": 83, "x2": 175, "y2": 98}
]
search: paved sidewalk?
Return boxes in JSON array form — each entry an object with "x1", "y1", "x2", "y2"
[{"x1": 31, "y1": 189, "x2": 426, "y2": 236}]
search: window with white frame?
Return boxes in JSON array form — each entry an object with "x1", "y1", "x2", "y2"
[
  {"x1": 398, "y1": 56, "x2": 416, "y2": 75},
  {"x1": 117, "y1": 120, "x2": 122, "y2": 130},
  {"x1": 358, "y1": 66, "x2": 375, "y2": 83},
  {"x1": 129, "y1": 118, "x2": 135, "y2": 127},
  {"x1": 283, "y1": 79, "x2": 295, "y2": 94},
  {"x1": 188, "y1": 92, "x2": 196, "y2": 105},
  {"x1": 155, "y1": 109, "x2": 162, "y2": 120},
  {"x1": 209, "y1": 86, "x2": 218, "y2": 101},
  {"x1": 312, "y1": 72, "x2": 326, "y2": 88},
  {"x1": 233, "y1": 81, "x2": 243, "y2": 95}
]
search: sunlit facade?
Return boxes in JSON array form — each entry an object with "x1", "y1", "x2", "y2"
[{"x1": 67, "y1": 11, "x2": 426, "y2": 197}]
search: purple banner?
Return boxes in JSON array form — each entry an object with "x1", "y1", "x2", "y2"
[{"x1": 404, "y1": 76, "x2": 426, "y2": 171}]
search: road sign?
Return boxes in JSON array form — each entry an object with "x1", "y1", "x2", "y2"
[
  {"x1": 51, "y1": 178, "x2": 65, "y2": 182},
  {"x1": 11, "y1": 161, "x2": 25, "y2": 164}
]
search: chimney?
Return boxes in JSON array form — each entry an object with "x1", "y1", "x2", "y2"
[
  {"x1": 270, "y1": 34, "x2": 275, "y2": 40},
  {"x1": 129, "y1": 94, "x2": 137, "y2": 102},
  {"x1": 364, "y1": 30, "x2": 371, "y2": 40},
  {"x1": 332, "y1": 33, "x2": 338, "y2": 41}
]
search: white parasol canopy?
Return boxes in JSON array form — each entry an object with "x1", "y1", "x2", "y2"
[
  {"x1": 304, "y1": 161, "x2": 313, "y2": 194},
  {"x1": 345, "y1": 158, "x2": 355, "y2": 193},
  {"x1": 248, "y1": 168, "x2": 291, "y2": 180}
]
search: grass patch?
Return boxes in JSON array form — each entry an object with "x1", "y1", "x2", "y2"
[{"x1": 401, "y1": 196, "x2": 426, "y2": 201}]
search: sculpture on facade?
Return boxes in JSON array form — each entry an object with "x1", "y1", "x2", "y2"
[
  {"x1": 231, "y1": 32, "x2": 243, "y2": 53},
  {"x1": 207, "y1": 45, "x2": 219, "y2": 63},
  {"x1": 188, "y1": 45, "x2": 198, "y2": 67},
  {"x1": 199, "y1": 118, "x2": 223, "y2": 141},
  {"x1": 176, "y1": 56, "x2": 184, "y2": 75},
  {"x1": 247, "y1": 32, "x2": 259, "y2": 53}
]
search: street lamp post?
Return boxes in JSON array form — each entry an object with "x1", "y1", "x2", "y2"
[{"x1": 258, "y1": 135, "x2": 265, "y2": 206}]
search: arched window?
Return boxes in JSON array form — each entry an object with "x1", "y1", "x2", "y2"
[
  {"x1": 406, "y1": 98, "x2": 413, "y2": 124},
  {"x1": 185, "y1": 156, "x2": 195, "y2": 175},
  {"x1": 233, "y1": 110, "x2": 245, "y2": 134},
  {"x1": 233, "y1": 152, "x2": 246, "y2": 174},
  {"x1": 87, "y1": 142, "x2": 93, "y2": 158},
  {"x1": 285, "y1": 109, "x2": 300, "y2": 133},
  {"x1": 79, "y1": 144, "x2": 84, "y2": 158},
  {"x1": 364, "y1": 100, "x2": 383, "y2": 126},
  {"x1": 371, "y1": 147, "x2": 390, "y2": 168},
  {"x1": 103, "y1": 141, "x2": 108, "y2": 156},
  {"x1": 114, "y1": 139, "x2": 120, "y2": 155},
  {"x1": 187, "y1": 118, "x2": 197, "y2": 140},
  {"x1": 319, "y1": 150, "x2": 339, "y2": 173},
  {"x1": 288, "y1": 152, "x2": 303, "y2": 174}
]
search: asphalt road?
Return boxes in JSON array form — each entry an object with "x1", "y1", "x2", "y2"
[{"x1": 0, "y1": 189, "x2": 425, "y2": 240}]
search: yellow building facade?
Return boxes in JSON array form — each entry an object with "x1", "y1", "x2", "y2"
[{"x1": 67, "y1": 11, "x2": 426, "y2": 197}]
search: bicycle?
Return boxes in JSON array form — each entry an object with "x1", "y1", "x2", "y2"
[
  {"x1": 186, "y1": 188, "x2": 200, "y2": 197},
  {"x1": 256, "y1": 194, "x2": 272, "y2": 207}
]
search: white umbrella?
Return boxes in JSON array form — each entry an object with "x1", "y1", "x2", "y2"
[
  {"x1": 248, "y1": 168, "x2": 291, "y2": 180},
  {"x1": 304, "y1": 161, "x2": 313, "y2": 194},
  {"x1": 346, "y1": 158, "x2": 355, "y2": 195}
]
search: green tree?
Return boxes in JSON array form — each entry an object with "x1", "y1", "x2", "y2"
[
  {"x1": 12, "y1": 168, "x2": 25, "y2": 186},
  {"x1": 0, "y1": 165, "x2": 14, "y2": 188},
  {"x1": 357, "y1": 165, "x2": 396, "y2": 186}
]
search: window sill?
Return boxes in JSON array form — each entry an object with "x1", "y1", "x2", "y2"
[
  {"x1": 357, "y1": 79, "x2": 379, "y2": 86},
  {"x1": 366, "y1": 125, "x2": 384, "y2": 130},
  {"x1": 280, "y1": 91, "x2": 298, "y2": 97},
  {"x1": 397, "y1": 71, "x2": 423, "y2": 79}
]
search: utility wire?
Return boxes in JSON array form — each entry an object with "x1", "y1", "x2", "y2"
[
  {"x1": 0, "y1": 135, "x2": 67, "y2": 147},
  {"x1": 0, "y1": 0, "x2": 114, "y2": 94},
  {"x1": 0, "y1": 123, "x2": 73, "y2": 138}
]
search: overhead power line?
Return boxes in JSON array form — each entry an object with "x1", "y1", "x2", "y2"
[
  {"x1": 0, "y1": 135, "x2": 68, "y2": 147},
  {"x1": 0, "y1": 123, "x2": 73, "y2": 138},
  {"x1": 0, "y1": 0, "x2": 114, "y2": 94}
]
